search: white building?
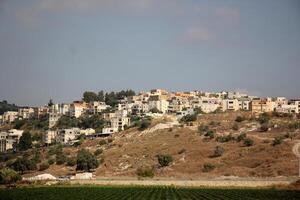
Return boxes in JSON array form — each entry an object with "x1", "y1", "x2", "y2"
[
  {"x1": 89, "y1": 101, "x2": 109, "y2": 114},
  {"x1": 69, "y1": 102, "x2": 87, "y2": 118},
  {"x1": 49, "y1": 113, "x2": 62, "y2": 128},
  {"x1": 18, "y1": 108, "x2": 34, "y2": 119},
  {"x1": 43, "y1": 130, "x2": 58, "y2": 145},
  {"x1": 56, "y1": 128, "x2": 80, "y2": 144},
  {"x1": 2, "y1": 111, "x2": 18, "y2": 123},
  {"x1": 276, "y1": 104, "x2": 299, "y2": 114},
  {"x1": 148, "y1": 99, "x2": 169, "y2": 114},
  {"x1": 238, "y1": 98, "x2": 251, "y2": 111},
  {"x1": 222, "y1": 99, "x2": 239, "y2": 111}
]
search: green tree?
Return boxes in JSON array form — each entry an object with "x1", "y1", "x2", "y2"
[
  {"x1": 10, "y1": 157, "x2": 37, "y2": 174},
  {"x1": 76, "y1": 149, "x2": 99, "y2": 171},
  {"x1": 18, "y1": 132, "x2": 32, "y2": 151},
  {"x1": 83, "y1": 91, "x2": 99, "y2": 103},
  {"x1": 0, "y1": 168, "x2": 21, "y2": 184},
  {"x1": 48, "y1": 99, "x2": 54, "y2": 107},
  {"x1": 97, "y1": 90, "x2": 105, "y2": 101}
]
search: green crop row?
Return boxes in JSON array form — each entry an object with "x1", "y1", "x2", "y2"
[{"x1": 0, "y1": 186, "x2": 299, "y2": 200}]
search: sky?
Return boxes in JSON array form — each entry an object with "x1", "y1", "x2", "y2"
[{"x1": 0, "y1": 0, "x2": 299, "y2": 106}]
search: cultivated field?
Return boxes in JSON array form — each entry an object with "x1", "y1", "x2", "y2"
[{"x1": 0, "y1": 186, "x2": 299, "y2": 200}]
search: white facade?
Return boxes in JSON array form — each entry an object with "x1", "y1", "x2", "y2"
[
  {"x1": 222, "y1": 99, "x2": 239, "y2": 111},
  {"x1": 43, "y1": 130, "x2": 58, "y2": 145},
  {"x1": 18, "y1": 108, "x2": 34, "y2": 119},
  {"x1": 49, "y1": 113, "x2": 62, "y2": 128},
  {"x1": 148, "y1": 100, "x2": 169, "y2": 114},
  {"x1": 2, "y1": 111, "x2": 18, "y2": 123}
]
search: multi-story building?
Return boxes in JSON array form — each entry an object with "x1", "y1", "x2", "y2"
[
  {"x1": 238, "y1": 98, "x2": 251, "y2": 111},
  {"x1": 56, "y1": 128, "x2": 80, "y2": 144},
  {"x1": 33, "y1": 106, "x2": 49, "y2": 119},
  {"x1": 276, "y1": 104, "x2": 299, "y2": 114},
  {"x1": 222, "y1": 99, "x2": 239, "y2": 111},
  {"x1": 199, "y1": 97, "x2": 221, "y2": 113},
  {"x1": 2, "y1": 111, "x2": 18, "y2": 123},
  {"x1": 18, "y1": 108, "x2": 34, "y2": 119},
  {"x1": 250, "y1": 98, "x2": 275, "y2": 113},
  {"x1": 43, "y1": 130, "x2": 58, "y2": 145},
  {"x1": 89, "y1": 101, "x2": 109, "y2": 114},
  {"x1": 69, "y1": 101, "x2": 87, "y2": 118},
  {"x1": 51, "y1": 104, "x2": 70, "y2": 115},
  {"x1": 49, "y1": 113, "x2": 62, "y2": 128}
]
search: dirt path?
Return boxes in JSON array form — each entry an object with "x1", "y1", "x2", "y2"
[{"x1": 70, "y1": 177, "x2": 298, "y2": 188}]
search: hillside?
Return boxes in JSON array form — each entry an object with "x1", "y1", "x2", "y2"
[{"x1": 11, "y1": 111, "x2": 300, "y2": 179}]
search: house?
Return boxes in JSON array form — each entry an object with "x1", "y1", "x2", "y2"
[
  {"x1": 69, "y1": 101, "x2": 87, "y2": 118},
  {"x1": 51, "y1": 104, "x2": 70, "y2": 115},
  {"x1": 222, "y1": 99, "x2": 239, "y2": 111},
  {"x1": 2, "y1": 111, "x2": 18, "y2": 123},
  {"x1": 43, "y1": 130, "x2": 58, "y2": 145},
  {"x1": 80, "y1": 128, "x2": 96, "y2": 136},
  {"x1": 276, "y1": 104, "x2": 299, "y2": 114},
  {"x1": 102, "y1": 110, "x2": 130, "y2": 133},
  {"x1": 289, "y1": 100, "x2": 300, "y2": 113},
  {"x1": 49, "y1": 113, "x2": 62, "y2": 128},
  {"x1": 0, "y1": 129, "x2": 24, "y2": 151},
  {"x1": 33, "y1": 106, "x2": 49, "y2": 119},
  {"x1": 18, "y1": 108, "x2": 34, "y2": 119},
  {"x1": 250, "y1": 98, "x2": 275, "y2": 113},
  {"x1": 131, "y1": 101, "x2": 149, "y2": 116},
  {"x1": 56, "y1": 128, "x2": 80, "y2": 144},
  {"x1": 88, "y1": 101, "x2": 109, "y2": 114},
  {"x1": 238, "y1": 98, "x2": 251, "y2": 111},
  {"x1": 199, "y1": 97, "x2": 221, "y2": 113}
]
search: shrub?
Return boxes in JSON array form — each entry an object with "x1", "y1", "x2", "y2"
[
  {"x1": 288, "y1": 121, "x2": 300, "y2": 130},
  {"x1": 198, "y1": 125, "x2": 209, "y2": 135},
  {"x1": 107, "y1": 138, "x2": 113, "y2": 143},
  {"x1": 94, "y1": 149, "x2": 103, "y2": 156},
  {"x1": 76, "y1": 149, "x2": 99, "y2": 171},
  {"x1": 39, "y1": 162, "x2": 49, "y2": 171},
  {"x1": 180, "y1": 114, "x2": 197, "y2": 123},
  {"x1": 138, "y1": 120, "x2": 151, "y2": 131},
  {"x1": 202, "y1": 163, "x2": 216, "y2": 172},
  {"x1": 204, "y1": 130, "x2": 215, "y2": 139},
  {"x1": 99, "y1": 140, "x2": 107, "y2": 146},
  {"x1": 237, "y1": 133, "x2": 247, "y2": 142},
  {"x1": 260, "y1": 123, "x2": 269, "y2": 132},
  {"x1": 235, "y1": 116, "x2": 245, "y2": 123},
  {"x1": 243, "y1": 138, "x2": 254, "y2": 147},
  {"x1": 157, "y1": 154, "x2": 173, "y2": 167},
  {"x1": 272, "y1": 136, "x2": 283, "y2": 146},
  {"x1": 66, "y1": 157, "x2": 77, "y2": 166},
  {"x1": 0, "y1": 168, "x2": 21, "y2": 184},
  {"x1": 258, "y1": 113, "x2": 270, "y2": 124},
  {"x1": 178, "y1": 148, "x2": 186, "y2": 154},
  {"x1": 216, "y1": 134, "x2": 234, "y2": 143},
  {"x1": 213, "y1": 146, "x2": 224, "y2": 157},
  {"x1": 136, "y1": 166, "x2": 154, "y2": 178},
  {"x1": 48, "y1": 159, "x2": 55, "y2": 165},
  {"x1": 56, "y1": 153, "x2": 66, "y2": 165},
  {"x1": 232, "y1": 123, "x2": 239, "y2": 131}
]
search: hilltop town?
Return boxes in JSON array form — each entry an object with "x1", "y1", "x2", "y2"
[{"x1": 0, "y1": 89, "x2": 300, "y2": 181}]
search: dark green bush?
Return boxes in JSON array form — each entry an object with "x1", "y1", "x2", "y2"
[
  {"x1": 0, "y1": 168, "x2": 21, "y2": 184},
  {"x1": 157, "y1": 154, "x2": 173, "y2": 167},
  {"x1": 243, "y1": 138, "x2": 254, "y2": 147},
  {"x1": 39, "y1": 162, "x2": 49, "y2": 171},
  {"x1": 94, "y1": 149, "x2": 103, "y2": 156},
  {"x1": 66, "y1": 157, "x2": 77, "y2": 166},
  {"x1": 202, "y1": 163, "x2": 216, "y2": 172},
  {"x1": 272, "y1": 136, "x2": 283, "y2": 146}
]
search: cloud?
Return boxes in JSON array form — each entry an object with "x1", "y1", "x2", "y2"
[{"x1": 182, "y1": 26, "x2": 216, "y2": 43}]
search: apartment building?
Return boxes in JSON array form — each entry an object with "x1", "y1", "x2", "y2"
[
  {"x1": 49, "y1": 113, "x2": 62, "y2": 128},
  {"x1": 276, "y1": 104, "x2": 299, "y2": 114},
  {"x1": 33, "y1": 106, "x2": 49, "y2": 119},
  {"x1": 89, "y1": 101, "x2": 109, "y2": 114},
  {"x1": 18, "y1": 108, "x2": 34, "y2": 119},
  {"x1": 69, "y1": 101, "x2": 87, "y2": 118},
  {"x1": 250, "y1": 98, "x2": 275, "y2": 113},
  {"x1": 51, "y1": 103, "x2": 70, "y2": 115},
  {"x1": 238, "y1": 98, "x2": 251, "y2": 111},
  {"x1": 2, "y1": 111, "x2": 18, "y2": 124},
  {"x1": 43, "y1": 130, "x2": 58, "y2": 145},
  {"x1": 56, "y1": 128, "x2": 80, "y2": 144},
  {"x1": 222, "y1": 99, "x2": 239, "y2": 111},
  {"x1": 200, "y1": 97, "x2": 221, "y2": 113}
]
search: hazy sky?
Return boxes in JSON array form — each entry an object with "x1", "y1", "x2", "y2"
[{"x1": 0, "y1": 0, "x2": 299, "y2": 106}]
